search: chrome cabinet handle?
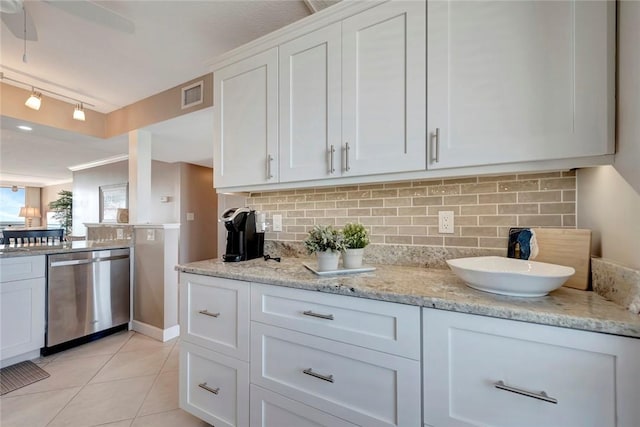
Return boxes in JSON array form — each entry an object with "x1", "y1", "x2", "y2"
[
  {"x1": 302, "y1": 310, "x2": 334, "y2": 320},
  {"x1": 198, "y1": 310, "x2": 220, "y2": 318},
  {"x1": 266, "y1": 154, "x2": 274, "y2": 179},
  {"x1": 303, "y1": 368, "x2": 334, "y2": 383},
  {"x1": 431, "y1": 128, "x2": 440, "y2": 163},
  {"x1": 494, "y1": 380, "x2": 557, "y2": 404},
  {"x1": 345, "y1": 142, "x2": 351, "y2": 172},
  {"x1": 198, "y1": 382, "x2": 220, "y2": 395},
  {"x1": 329, "y1": 145, "x2": 335, "y2": 174}
]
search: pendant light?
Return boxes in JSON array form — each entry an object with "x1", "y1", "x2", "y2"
[
  {"x1": 73, "y1": 103, "x2": 85, "y2": 121},
  {"x1": 25, "y1": 89, "x2": 41, "y2": 110}
]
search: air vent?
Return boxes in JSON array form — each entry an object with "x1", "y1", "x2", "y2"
[{"x1": 181, "y1": 80, "x2": 204, "y2": 109}]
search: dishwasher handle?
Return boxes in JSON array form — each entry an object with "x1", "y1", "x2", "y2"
[{"x1": 50, "y1": 254, "x2": 129, "y2": 268}]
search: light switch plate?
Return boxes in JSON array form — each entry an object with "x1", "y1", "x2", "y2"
[
  {"x1": 272, "y1": 214, "x2": 283, "y2": 232},
  {"x1": 186, "y1": 212, "x2": 195, "y2": 221}
]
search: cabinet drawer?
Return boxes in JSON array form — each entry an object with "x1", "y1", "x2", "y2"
[
  {"x1": 423, "y1": 308, "x2": 640, "y2": 427},
  {"x1": 251, "y1": 283, "x2": 420, "y2": 359},
  {"x1": 0, "y1": 256, "x2": 45, "y2": 282},
  {"x1": 179, "y1": 273, "x2": 249, "y2": 360},
  {"x1": 179, "y1": 341, "x2": 249, "y2": 427},
  {"x1": 250, "y1": 385, "x2": 357, "y2": 427},
  {"x1": 251, "y1": 322, "x2": 420, "y2": 427}
]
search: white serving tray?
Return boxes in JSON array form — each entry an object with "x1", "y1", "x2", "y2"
[{"x1": 303, "y1": 263, "x2": 376, "y2": 276}]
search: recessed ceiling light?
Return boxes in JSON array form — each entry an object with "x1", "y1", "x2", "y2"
[{"x1": 17, "y1": 125, "x2": 33, "y2": 131}]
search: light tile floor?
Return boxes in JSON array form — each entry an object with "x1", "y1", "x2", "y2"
[{"x1": 0, "y1": 331, "x2": 211, "y2": 427}]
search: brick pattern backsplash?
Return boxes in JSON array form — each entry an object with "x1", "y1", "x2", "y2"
[{"x1": 247, "y1": 171, "x2": 576, "y2": 250}]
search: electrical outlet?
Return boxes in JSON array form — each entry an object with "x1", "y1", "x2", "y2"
[
  {"x1": 146, "y1": 229, "x2": 155, "y2": 241},
  {"x1": 116, "y1": 229, "x2": 124, "y2": 240},
  {"x1": 186, "y1": 212, "x2": 195, "y2": 221},
  {"x1": 438, "y1": 211, "x2": 455, "y2": 234},
  {"x1": 272, "y1": 214, "x2": 283, "y2": 232}
]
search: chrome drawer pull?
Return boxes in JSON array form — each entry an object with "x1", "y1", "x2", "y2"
[
  {"x1": 345, "y1": 142, "x2": 351, "y2": 172},
  {"x1": 303, "y1": 368, "x2": 334, "y2": 383},
  {"x1": 302, "y1": 310, "x2": 334, "y2": 320},
  {"x1": 198, "y1": 382, "x2": 220, "y2": 395},
  {"x1": 198, "y1": 310, "x2": 220, "y2": 318},
  {"x1": 494, "y1": 380, "x2": 557, "y2": 404}
]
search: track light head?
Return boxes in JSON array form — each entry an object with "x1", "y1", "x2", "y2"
[
  {"x1": 25, "y1": 90, "x2": 41, "y2": 110},
  {"x1": 73, "y1": 103, "x2": 85, "y2": 121}
]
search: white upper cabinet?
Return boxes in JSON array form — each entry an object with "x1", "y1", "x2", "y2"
[
  {"x1": 279, "y1": 23, "x2": 342, "y2": 182},
  {"x1": 428, "y1": 0, "x2": 615, "y2": 169},
  {"x1": 342, "y1": 0, "x2": 426, "y2": 176},
  {"x1": 214, "y1": 48, "x2": 278, "y2": 188}
]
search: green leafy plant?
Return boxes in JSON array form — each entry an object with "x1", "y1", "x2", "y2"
[
  {"x1": 342, "y1": 222, "x2": 370, "y2": 249},
  {"x1": 303, "y1": 225, "x2": 346, "y2": 254},
  {"x1": 48, "y1": 190, "x2": 72, "y2": 236}
]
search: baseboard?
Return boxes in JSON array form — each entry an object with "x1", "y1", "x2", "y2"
[
  {"x1": 131, "y1": 320, "x2": 180, "y2": 342},
  {"x1": 0, "y1": 349, "x2": 41, "y2": 368}
]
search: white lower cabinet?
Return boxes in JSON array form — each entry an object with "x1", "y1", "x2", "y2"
[
  {"x1": 423, "y1": 308, "x2": 640, "y2": 427},
  {"x1": 0, "y1": 256, "x2": 45, "y2": 366},
  {"x1": 179, "y1": 341, "x2": 249, "y2": 427},
  {"x1": 250, "y1": 385, "x2": 357, "y2": 427}
]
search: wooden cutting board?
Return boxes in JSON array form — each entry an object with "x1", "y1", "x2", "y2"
[{"x1": 532, "y1": 228, "x2": 592, "y2": 290}]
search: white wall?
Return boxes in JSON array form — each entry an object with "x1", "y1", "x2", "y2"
[
  {"x1": 614, "y1": 0, "x2": 640, "y2": 194},
  {"x1": 576, "y1": 1, "x2": 640, "y2": 271},
  {"x1": 578, "y1": 166, "x2": 640, "y2": 270}
]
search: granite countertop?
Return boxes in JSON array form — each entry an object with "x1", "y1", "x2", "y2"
[
  {"x1": 177, "y1": 257, "x2": 640, "y2": 339},
  {"x1": 0, "y1": 239, "x2": 133, "y2": 257}
]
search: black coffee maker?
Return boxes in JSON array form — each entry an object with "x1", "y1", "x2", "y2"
[{"x1": 220, "y1": 207, "x2": 264, "y2": 262}]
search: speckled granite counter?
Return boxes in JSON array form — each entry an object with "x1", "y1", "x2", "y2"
[
  {"x1": 177, "y1": 257, "x2": 640, "y2": 339},
  {"x1": 0, "y1": 239, "x2": 132, "y2": 258}
]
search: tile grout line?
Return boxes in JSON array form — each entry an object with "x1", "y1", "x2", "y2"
[{"x1": 44, "y1": 331, "x2": 136, "y2": 427}]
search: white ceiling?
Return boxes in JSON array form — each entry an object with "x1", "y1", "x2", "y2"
[{"x1": 0, "y1": 0, "x2": 315, "y2": 187}]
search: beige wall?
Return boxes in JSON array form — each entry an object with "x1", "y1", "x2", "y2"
[
  {"x1": 248, "y1": 171, "x2": 577, "y2": 250},
  {"x1": 72, "y1": 160, "x2": 129, "y2": 236},
  {"x1": 106, "y1": 74, "x2": 213, "y2": 138},
  {"x1": 150, "y1": 161, "x2": 181, "y2": 224},
  {"x1": 179, "y1": 163, "x2": 218, "y2": 263},
  {"x1": 577, "y1": 166, "x2": 640, "y2": 270},
  {"x1": 614, "y1": 1, "x2": 640, "y2": 194},
  {"x1": 41, "y1": 182, "x2": 73, "y2": 227},
  {"x1": 24, "y1": 186, "x2": 42, "y2": 227},
  {"x1": 1, "y1": 73, "x2": 212, "y2": 140}
]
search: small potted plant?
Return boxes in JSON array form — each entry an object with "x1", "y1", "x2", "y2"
[
  {"x1": 303, "y1": 225, "x2": 345, "y2": 271},
  {"x1": 341, "y1": 222, "x2": 370, "y2": 269}
]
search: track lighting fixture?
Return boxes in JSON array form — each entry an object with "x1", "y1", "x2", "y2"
[
  {"x1": 1, "y1": 72, "x2": 93, "y2": 121},
  {"x1": 25, "y1": 89, "x2": 41, "y2": 110},
  {"x1": 73, "y1": 103, "x2": 86, "y2": 121}
]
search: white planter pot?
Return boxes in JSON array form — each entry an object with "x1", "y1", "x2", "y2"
[
  {"x1": 316, "y1": 250, "x2": 340, "y2": 272},
  {"x1": 342, "y1": 248, "x2": 365, "y2": 269}
]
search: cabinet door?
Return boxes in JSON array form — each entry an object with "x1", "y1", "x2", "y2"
[
  {"x1": 0, "y1": 277, "x2": 45, "y2": 362},
  {"x1": 179, "y1": 273, "x2": 250, "y2": 361},
  {"x1": 428, "y1": 0, "x2": 615, "y2": 169},
  {"x1": 279, "y1": 23, "x2": 342, "y2": 183},
  {"x1": 180, "y1": 341, "x2": 249, "y2": 427},
  {"x1": 214, "y1": 48, "x2": 278, "y2": 188},
  {"x1": 423, "y1": 308, "x2": 640, "y2": 427},
  {"x1": 342, "y1": 1, "x2": 426, "y2": 176}
]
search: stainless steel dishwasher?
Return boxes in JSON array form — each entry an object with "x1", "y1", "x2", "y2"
[{"x1": 46, "y1": 248, "x2": 130, "y2": 348}]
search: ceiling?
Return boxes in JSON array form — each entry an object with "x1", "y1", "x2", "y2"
[{"x1": 0, "y1": 0, "x2": 316, "y2": 187}]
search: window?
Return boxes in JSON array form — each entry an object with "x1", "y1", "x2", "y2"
[{"x1": 0, "y1": 186, "x2": 26, "y2": 227}]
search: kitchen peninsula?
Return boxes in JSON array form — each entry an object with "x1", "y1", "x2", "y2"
[
  {"x1": 176, "y1": 257, "x2": 640, "y2": 427},
  {"x1": 0, "y1": 239, "x2": 132, "y2": 367}
]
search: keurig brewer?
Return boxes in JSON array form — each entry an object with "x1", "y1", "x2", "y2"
[{"x1": 220, "y1": 207, "x2": 264, "y2": 262}]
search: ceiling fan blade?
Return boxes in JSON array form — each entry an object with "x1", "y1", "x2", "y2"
[
  {"x1": 1, "y1": 7, "x2": 38, "y2": 41},
  {"x1": 44, "y1": 0, "x2": 135, "y2": 34}
]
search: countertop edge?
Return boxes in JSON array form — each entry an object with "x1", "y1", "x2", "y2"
[{"x1": 176, "y1": 262, "x2": 640, "y2": 339}]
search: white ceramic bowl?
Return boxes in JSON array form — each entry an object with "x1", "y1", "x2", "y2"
[{"x1": 446, "y1": 256, "x2": 575, "y2": 297}]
